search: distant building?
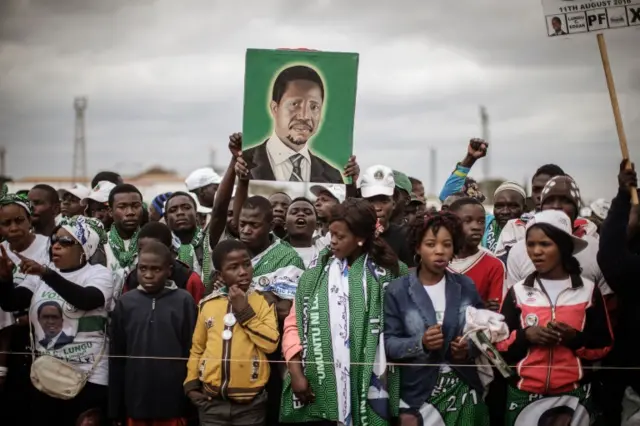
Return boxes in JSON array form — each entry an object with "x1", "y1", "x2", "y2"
[{"x1": 7, "y1": 166, "x2": 289, "y2": 201}]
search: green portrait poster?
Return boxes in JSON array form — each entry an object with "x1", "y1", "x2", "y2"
[{"x1": 242, "y1": 48, "x2": 359, "y2": 184}]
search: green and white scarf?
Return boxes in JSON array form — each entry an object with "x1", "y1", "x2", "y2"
[
  {"x1": 108, "y1": 227, "x2": 139, "y2": 269},
  {"x1": 280, "y1": 254, "x2": 408, "y2": 426},
  {"x1": 175, "y1": 226, "x2": 211, "y2": 283},
  {"x1": 251, "y1": 236, "x2": 305, "y2": 300}
]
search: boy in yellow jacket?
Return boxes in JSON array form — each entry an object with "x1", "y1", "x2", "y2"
[{"x1": 184, "y1": 240, "x2": 279, "y2": 426}]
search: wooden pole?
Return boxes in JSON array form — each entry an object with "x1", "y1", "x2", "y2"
[{"x1": 596, "y1": 33, "x2": 638, "y2": 205}]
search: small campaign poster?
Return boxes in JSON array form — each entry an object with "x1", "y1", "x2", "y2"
[
  {"x1": 242, "y1": 48, "x2": 359, "y2": 184},
  {"x1": 542, "y1": 0, "x2": 640, "y2": 36}
]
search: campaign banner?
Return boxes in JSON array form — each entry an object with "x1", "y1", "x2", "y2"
[
  {"x1": 542, "y1": 0, "x2": 640, "y2": 36},
  {"x1": 242, "y1": 48, "x2": 359, "y2": 184}
]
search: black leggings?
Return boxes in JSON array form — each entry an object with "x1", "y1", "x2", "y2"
[{"x1": 30, "y1": 381, "x2": 108, "y2": 425}]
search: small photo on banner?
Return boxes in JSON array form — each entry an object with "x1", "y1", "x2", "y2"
[
  {"x1": 241, "y1": 48, "x2": 359, "y2": 184},
  {"x1": 547, "y1": 14, "x2": 569, "y2": 36}
]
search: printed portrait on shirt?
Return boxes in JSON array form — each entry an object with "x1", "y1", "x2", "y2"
[
  {"x1": 35, "y1": 300, "x2": 75, "y2": 350},
  {"x1": 242, "y1": 48, "x2": 359, "y2": 184},
  {"x1": 31, "y1": 287, "x2": 107, "y2": 366}
]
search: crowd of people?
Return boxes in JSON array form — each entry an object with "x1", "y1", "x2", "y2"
[{"x1": 0, "y1": 133, "x2": 638, "y2": 426}]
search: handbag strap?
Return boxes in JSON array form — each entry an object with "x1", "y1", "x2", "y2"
[{"x1": 28, "y1": 311, "x2": 108, "y2": 383}]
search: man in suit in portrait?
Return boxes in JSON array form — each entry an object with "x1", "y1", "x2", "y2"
[
  {"x1": 242, "y1": 65, "x2": 344, "y2": 184},
  {"x1": 550, "y1": 16, "x2": 567, "y2": 36},
  {"x1": 37, "y1": 301, "x2": 75, "y2": 350}
]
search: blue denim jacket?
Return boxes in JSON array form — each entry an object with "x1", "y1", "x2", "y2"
[{"x1": 384, "y1": 270, "x2": 484, "y2": 409}]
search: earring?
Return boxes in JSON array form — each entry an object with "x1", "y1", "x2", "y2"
[
  {"x1": 413, "y1": 254, "x2": 421, "y2": 265},
  {"x1": 357, "y1": 241, "x2": 363, "y2": 247}
]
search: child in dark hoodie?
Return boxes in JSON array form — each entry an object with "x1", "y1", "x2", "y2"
[
  {"x1": 109, "y1": 241, "x2": 198, "y2": 426},
  {"x1": 123, "y1": 222, "x2": 204, "y2": 303}
]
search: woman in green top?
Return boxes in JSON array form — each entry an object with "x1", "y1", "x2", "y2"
[{"x1": 280, "y1": 198, "x2": 408, "y2": 426}]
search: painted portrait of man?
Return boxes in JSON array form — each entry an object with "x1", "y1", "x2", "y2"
[{"x1": 242, "y1": 65, "x2": 344, "y2": 183}]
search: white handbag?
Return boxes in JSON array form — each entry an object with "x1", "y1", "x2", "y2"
[{"x1": 29, "y1": 316, "x2": 106, "y2": 400}]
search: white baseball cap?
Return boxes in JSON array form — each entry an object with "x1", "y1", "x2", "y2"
[
  {"x1": 60, "y1": 184, "x2": 91, "y2": 201},
  {"x1": 359, "y1": 165, "x2": 395, "y2": 199},
  {"x1": 185, "y1": 167, "x2": 222, "y2": 191},
  {"x1": 310, "y1": 184, "x2": 346, "y2": 203},
  {"x1": 526, "y1": 210, "x2": 588, "y2": 254},
  {"x1": 83, "y1": 181, "x2": 117, "y2": 204}
]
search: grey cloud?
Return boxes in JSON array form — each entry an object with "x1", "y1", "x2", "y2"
[{"x1": 1, "y1": 0, "x2": 639, "y2": 201}]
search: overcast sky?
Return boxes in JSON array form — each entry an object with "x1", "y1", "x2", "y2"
[{"x1": 1, "y1": 0, "x2": 639, "y2": 200}]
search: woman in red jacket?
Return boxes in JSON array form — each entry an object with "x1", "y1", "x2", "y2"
[{"x1": 497, "y1": 210, "x2": 613, "y2": 426}]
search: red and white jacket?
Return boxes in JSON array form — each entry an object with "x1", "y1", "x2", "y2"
[{"x1": 496, "y1": 273, "x2": 613, "y2": 395}]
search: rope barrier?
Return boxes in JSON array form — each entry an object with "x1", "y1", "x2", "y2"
[{"x1": 0, "y1": 350, "x2": 631, "y2": 370}]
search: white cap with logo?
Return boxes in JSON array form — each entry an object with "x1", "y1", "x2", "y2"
[
  {"x1": 525, "y1": 210, "x2": 588, "y2": 254},
  {"x1": 185, "y1": 167, "x2": 222, "y2": 191},
  {"x1": 60, "y1": 184, "x2": 91, "y2": 201},
  {"x1": 310, "y1": 184, "x2": 346, "y2": 203},
  {"x1": 83, "y1": 181, "x2": 117, "y2": 204},
  {"x1": 359, "y1": 165, "x2": 395, "y2": 199}
]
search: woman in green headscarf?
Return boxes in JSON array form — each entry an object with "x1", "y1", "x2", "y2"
[{"x1": 280, "y1": 198, "x2": 408, "y2": 426}]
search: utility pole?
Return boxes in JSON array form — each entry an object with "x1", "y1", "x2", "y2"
[
  {"x1": 480, "y1": 106, "x2": 490, "y2": 180},
  {"x1": 73, "y1": 97, "x2": 88, "y2": 184},
  {"x1": 0, "y1": 147, "x2": 6, "y2": 176},
  {"x1": 429, "y1": 148, "x2": 437, "y2": 197}
]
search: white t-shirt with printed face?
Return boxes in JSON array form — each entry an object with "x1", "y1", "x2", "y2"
[
  {"x1": 0, "y1": 234, "x2": 49, "y2": 330},
  {"x1": 423, "y1": 277, "x2": 451, "y2": 372},
  {"x1": 21, "y1": 263, "x2": 115, "y2": 386}
]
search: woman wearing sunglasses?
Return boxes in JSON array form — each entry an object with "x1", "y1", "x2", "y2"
[
  {"x1": 0, "y1": 193, "x2": 50, "y2": 425},
  {"x1": 0, "y1": 215, "x2": 114, "y2": 425}
]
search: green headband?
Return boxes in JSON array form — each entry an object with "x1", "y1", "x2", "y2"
[{"x1": 0, "y1": 193, "x2": 33, "y2": 216}]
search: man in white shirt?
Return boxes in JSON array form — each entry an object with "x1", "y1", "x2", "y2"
[{"x1": 242, "y1": 65, "x2": 344, "y2": 183}]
